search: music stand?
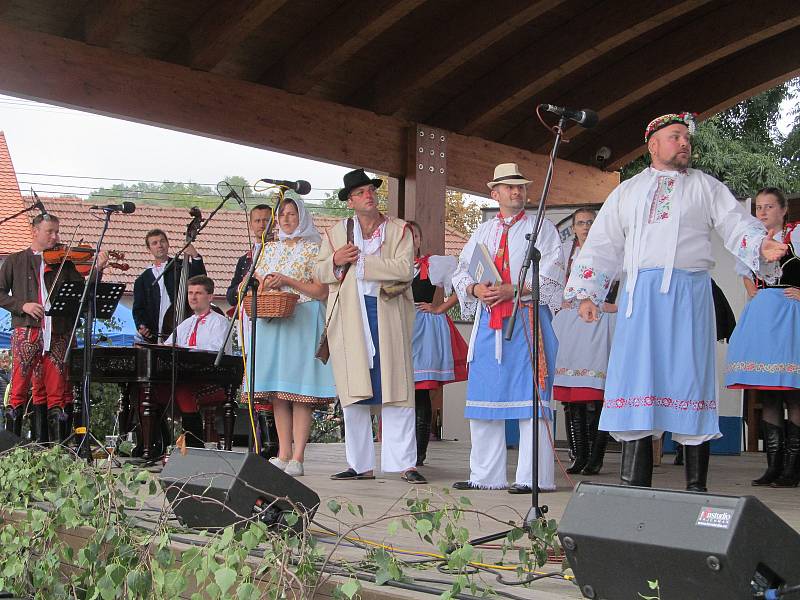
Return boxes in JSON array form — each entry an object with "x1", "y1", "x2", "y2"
[{"x1": 52, "y1": 281, "x2": 125, "y2": 459}]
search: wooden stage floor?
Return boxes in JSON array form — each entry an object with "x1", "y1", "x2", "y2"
[{"x1": 145, "y1": 440, "x2": 800, "y2": 599}]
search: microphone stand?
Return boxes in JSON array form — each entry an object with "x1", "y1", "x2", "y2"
[
  {"x1": 0, "y1": 203, "x2": 41, "y2": 226},
  {"x1": 63, "y1": 208, "x2": 116, "y2": 463},
  {"x1": 216, "y1": 191, "x2": 284, "y2": 455},
  {"x1": 468, "y1": 115, "x2": 568, "y2": 547}
]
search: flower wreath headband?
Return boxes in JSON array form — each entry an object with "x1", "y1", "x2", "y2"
[{"x1": 644, "y1": 112, "x2": 697, "y2": 143}]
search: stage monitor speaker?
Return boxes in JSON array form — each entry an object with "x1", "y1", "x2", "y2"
[
  {"x1": 0, "y1": 430, "x2": 23, "y2": 453},
  {"x1": 558, "y1": 482, "x2": 800, "y2": 600},
  {"x1": 159, "y1": 448, "x2": 319, "y2": 533}
]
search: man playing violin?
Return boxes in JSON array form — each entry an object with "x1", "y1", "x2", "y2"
[
  {"x1": 0, "y1": 214, "x2": 108, "y2": 443},
  {"x1": 132, "y1": 229, "x2": 206, "y2": 343}
]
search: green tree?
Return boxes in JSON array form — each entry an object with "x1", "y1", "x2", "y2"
[{"x1": 621, "y1": 78, "x2": 800, "y2": 197}]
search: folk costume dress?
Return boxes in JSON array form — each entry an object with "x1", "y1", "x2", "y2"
[
  {"x1": 726, "y1": 222, "x2": 800, "y2": 391},
  {"x1": 316, "y1": 216, "x2": 418, "y2": 475},
  {"x1": 452, "y1": 211, "x2": 565, "y2": 490},
  {"x1": 411, "y1": 254, "x2": 468, "y2": 464},
  {"x1": 251, "y1": 239, "x2": 336, "y2": 410},
  {"x1": 564, "y1": 167, "x2": 780, "y2": 445}
]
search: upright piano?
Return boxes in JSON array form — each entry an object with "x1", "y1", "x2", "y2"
[{"x1": 68, "y1": 345, "x2": 244, "y2": 459}]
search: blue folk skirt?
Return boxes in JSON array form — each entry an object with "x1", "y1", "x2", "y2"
[
  {"x1": 412, "y1": 311, "x2": 455, "y2": 384},
  {"x1": 465, "y1": 305, "x2": 557, "y2": 421},
  {"x1": 725, "y1": 288, "x2": 800, "y2": 389},
  {"x1": 599, "y1": 269, "x2": 720, "y2": 437},
  {"x1": 253, "y1": 300, "x2": 337, "y2": 404}
]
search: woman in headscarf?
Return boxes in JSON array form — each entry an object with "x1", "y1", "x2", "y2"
[{"x1": 251, "y1": 194, "x2": 336, "y2": 477}]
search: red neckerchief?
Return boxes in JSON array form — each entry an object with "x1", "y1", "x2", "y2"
[
  {"x1": 489, "y1": 210, "x2": 526, "y2": 329},
  {"x1": 415, "y1": 255, "x2": 431, "y2": 280},
  {"x1": 187, "y1": 310, "x2": 211, "y2": 347}
]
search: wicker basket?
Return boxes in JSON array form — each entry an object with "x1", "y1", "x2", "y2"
[{"x1": 243, "y1": 291, "x2": 300, "y2": 318}]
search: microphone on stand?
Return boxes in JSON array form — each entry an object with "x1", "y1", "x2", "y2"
[
  {"x1": 89, "y1": 201, "x2": 136, "y2": 213},
  {"x1": 540, "y1": 104, "x2": 598, "y2": 128},
  {"x1": 31, "y1": 189, "x2": 48, "y2": 217},
  {"x1": 257, "y1": 178, "x2": 312, "y2": 195}
]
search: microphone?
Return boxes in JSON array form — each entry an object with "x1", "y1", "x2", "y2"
[
  {"x1": 541, "y1": 104, "x2": 598, "y2": 128},
  {"x1": 90, "y1": 201, "x2": 136, "y2": 213},
  {"x1": 257, "y1": 178, "x2": 311, "y2": 195},
  {"x1": 31, "y1": 189, "x2": 48, "y2": 217},
  {"x1": 222, "y1": 184, "x2": 246, "y2": 208}
]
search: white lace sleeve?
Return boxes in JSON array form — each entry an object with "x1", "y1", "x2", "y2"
[
  {"x1": 452, "y1": 236, "x2": 479, "y2": 320},
  {"x1": 539, "y1": 275, "x2": 564, "y2": 314}
]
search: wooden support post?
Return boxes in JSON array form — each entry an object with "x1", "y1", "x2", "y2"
[
  {"x1": 387, "y1": 176, "x2": 404, "y2": 218},
  {"x1": 404, "y1": 125, "x2": 447, "y2": 255}
]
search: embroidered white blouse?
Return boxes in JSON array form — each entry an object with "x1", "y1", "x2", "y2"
[
  {"x1": 254, "y1": 239, "x2": 321, "y2": 303},
  {"x1": 564, "y1": 167, "x2": 779, "y2": 316}
]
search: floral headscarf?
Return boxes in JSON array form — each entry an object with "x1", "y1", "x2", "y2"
[{"x1": 276, "y1": 192, "x2": 321, "y2": 244}]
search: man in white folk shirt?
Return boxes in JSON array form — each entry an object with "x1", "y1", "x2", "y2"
[
  {"x1": 161, "y1": 275, "x2": 231, "y2": 446},
  {"x1": 565, "y1": 112, "x2": 788, "y2": 492},
  {"x1": 452, "y1": 163, "x2": 565, "y2": 494}
]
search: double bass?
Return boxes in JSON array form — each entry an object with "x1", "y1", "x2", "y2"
[{"x1": 160, "y1": 207, "x2": 203, "y2": 341}]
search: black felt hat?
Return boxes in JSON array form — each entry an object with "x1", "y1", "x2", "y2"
[{"x1": 338, "y1": 169, "x2": 383, "y2": 201}]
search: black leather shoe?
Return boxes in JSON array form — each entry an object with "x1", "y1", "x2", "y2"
[
  {"x1": 452, "y1": 481, "x2": 484, "y2": 490},
  {"x1": 402, "y1": 469, "x2": 427, "y2": 484},
  {"x1": 330, "y1": 468, "x2": 375, "y2": 480},
  {"x1": 507, "y1": 483, "x2": 533, "y2": 494}
]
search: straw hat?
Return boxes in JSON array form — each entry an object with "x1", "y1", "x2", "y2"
[{"x1": 486, "y1": 163, "x2": 532, "y2": 190}]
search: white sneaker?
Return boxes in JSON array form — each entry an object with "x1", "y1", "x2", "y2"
[
  {"x1": 285, "y1": 460, "x2": 304, "y2": 477},
  {"x1": 269, "y1": 457, "x2": 288, "y2": 471}
]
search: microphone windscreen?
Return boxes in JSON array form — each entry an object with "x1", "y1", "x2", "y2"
[
  {"x1": 122, "y1": 201, "x2": 136, "y2": 214},
  {"x1": 580, "y1": 109, "x2": 599, "y2": 128},
  {"x1": 295, "y1": 180, "x2": 311, "y2": 195}
]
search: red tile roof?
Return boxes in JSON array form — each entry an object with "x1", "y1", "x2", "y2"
[
  {"x1": 19, "y1": 197, "x2": 470, "y2": 299},
  {"x1": 0, "y1": 132, "x2": 32, "y2": 255}
]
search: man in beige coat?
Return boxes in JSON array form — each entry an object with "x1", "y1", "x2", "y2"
[{"x1": 316, "y1": 169, "x2": 426, "y2": 484}]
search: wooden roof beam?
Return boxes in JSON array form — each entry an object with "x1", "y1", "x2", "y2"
[
  {"x1": 79, "y1": 0, "x2": 150, "y2": 47},
  {"x1": 0, "y1": 21, "x2": 617, "y2": 204},
  {"x1": 168, "y1": 0, "x2": 288, "y2": 72},
  {"x1": 263, "y1": 0, "x2": 425, "y2": 95},
  {"x1": 518, "y1": 0, "x2": 800, "y2": 154},
  {"x1": 563, "y1": 26, "x2": 800, "y2": 169},
  {"x1": 362, "y1": 0, "x2": 566, "y2": 117},
  {"x1": 436, "y1": 0, "x2": 709, "y2": 137}
]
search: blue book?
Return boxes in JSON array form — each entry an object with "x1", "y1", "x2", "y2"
[{"x1": 468, "y1": 243, "x2": 501, "y2": 285}]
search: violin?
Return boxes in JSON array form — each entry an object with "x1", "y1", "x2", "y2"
[{"x1": 43, "y1": 242, "x2": 129, "y2": 275}]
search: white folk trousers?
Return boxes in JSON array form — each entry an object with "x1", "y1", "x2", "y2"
[
  {"x1": 468, "y1": 418, "x2": 555, "y2": 490},
  {"x1": 342, "y1": 404, "x2": 417, "y2": 474}
]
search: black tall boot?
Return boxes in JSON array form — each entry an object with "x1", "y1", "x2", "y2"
[
  {"x1": 415, "y1": 390, "x2": 432, "y2": 467},
  {"x1": 582, "y1": 401, "x2": 609, "y2": 475},
  {"x1": 257, "y1": 410, "x2": 279, "y2": 459},
  {"x1": 47, "y1": 407, "x2": 66, "y2": 444},
  {"x1": 684, "y1": 441, "x2": 710, "y2": 492},
  {"x1": 563, "y1": 403, "x2": 576, "y2": 462},
  {"x1": 32, "y1": 404, "x2": 49, "y2": 444},
  {"x1": 5, "y1": 406, "x2": 23, "y2": 437},
  {"x1": 566, "y1": 403, "x2": 589, "y2": 474},
  {"x1": 771, "y1": 422, "x2": 800, "y2": 488},
  {"x1": 620, "y1": 437, "x2": 653, "y2": 487},
  {"x1": 673, "y1": 443, "x2": 684, "y2": 466},
  {"x1": 752, "y1": 422, "x2": 784, "y2": 486}
]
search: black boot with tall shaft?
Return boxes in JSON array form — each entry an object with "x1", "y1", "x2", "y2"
[
  {"x1": 32, "y1": 404, "x2": 49, "y2": 444},
  {"x1": 566, "y1": 403, "x2": 589, "y2": 474},
  {"x1": 415, "y1": 390, "x2": 432, "y2": 467},
  {"x1": 752, "y1": 421, "x2": 784, "y2": 486},
  {"x1": 684, "y1": 441, "x2": 710, "y2": 492},
  {"x1": 620, "y1": 437, "x2": 653, "y2": 487},
  {"x1": 771, "y1": 422, "x2": 800, "y2": 488},
  {"x1": 5, "y1": 406, "x2": 23, "y2": 437},
  {"x1": 582, "y1": 401, "x2": 609, "y2": 475}
]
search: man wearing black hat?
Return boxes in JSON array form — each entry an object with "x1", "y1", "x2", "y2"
[{"x1": 316, "y1": 169, "x2": 425, "y2": 484}]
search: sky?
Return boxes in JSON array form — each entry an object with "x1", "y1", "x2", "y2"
[{"x1": 0, "y1": 91, "x2": 796, "y2": 209}]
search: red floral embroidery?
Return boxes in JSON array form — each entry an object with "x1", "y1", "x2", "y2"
[
  {"x1": 604, "y1": 396, "x2": 717, "y2": 411},
  {"x1": 581, "y1": 268, "x2": 594, "y2": 279}
]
